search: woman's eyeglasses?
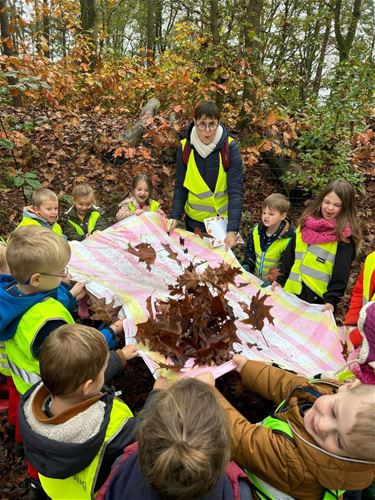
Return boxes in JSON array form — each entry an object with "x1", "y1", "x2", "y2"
[
  {"x1": 24, "y1": 266, "x2": 69, "y2": 285},
  {"x1": 196, "y1": 121, "x2": 219, "y2": 131}
]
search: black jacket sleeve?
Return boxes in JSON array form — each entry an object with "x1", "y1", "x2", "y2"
[
  {"x1": 62, "y1": 220, "x2": 85, "y2": 241},
  {"x1": 170, "y1": 144, "x2": 189, "y2": 220},
  {"x1": 243, "y1": 228, "x2": 256, "y2": 272},
  {"x1": 104, "y1": 351, "x2": 125, "y2": 382},
  {"x1": 226, "y1": 140, "x2": 244, "y2": 232},
  {"x1": 93, "y1": 213, "x2": 108, "y2": 232},
  {"x1": 277, "y1": 234, "x2": 296, "y2": 286},
  {"x1": 32, "y1": 319, "x2": 67, "y2": 358},
  {"x1": 323, "y1": 240, "x2": 355, "y2": 307}
]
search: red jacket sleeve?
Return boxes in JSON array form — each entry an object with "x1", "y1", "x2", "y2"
[{"x1": 344, "y1": 268, "x2": 364, "y2": 325}]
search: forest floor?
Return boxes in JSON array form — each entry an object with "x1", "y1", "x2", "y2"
[{"x1": 0, "y1": 107, "x2": 374, "y2": 497}]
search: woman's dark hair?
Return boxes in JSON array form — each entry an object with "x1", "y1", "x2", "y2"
[
  {"x1": 138, "y1": 378, "x2": 230, "y2": 500},
  {"x1": 194, "y1": 100, "x2": 220, "y2": 121}
]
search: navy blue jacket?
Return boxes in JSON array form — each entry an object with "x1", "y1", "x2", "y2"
[{"x1": 170, "y1": 122, "x2": 244, "y2": 232}]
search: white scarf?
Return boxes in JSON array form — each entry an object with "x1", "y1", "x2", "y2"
[{"x1": 190, "y1": 124, "x2": 224, "y2": 159}]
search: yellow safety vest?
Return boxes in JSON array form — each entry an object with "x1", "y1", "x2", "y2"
[
  {"x1": 0, "y1": 341, "x2": 11, "y2": 377},
  {"x1": 128, "y1": 199, "x2": 160, "y2": 212},
  {"x1": 16, "y1": 216, "x2": 63, "y2": 236},
  {"x1": 39, "y1": 398, "x2": 133, "y2": 499},
  {"x1": 363, "y1": 251, "x2": 375, "y2": 304},
  {"x1": 284, "y1": 227, "x2": 337, "y2": 298},
  {"x1": 253, "y1": 226, "x2": 291, "y2": 281},
  {"x1": 247, "y1": 401, "x2": 345, "y2": 500},
  {"x1": 66, "y1": 210, "x2": 101, "y2": 236},
  {"x1": 182, "y1": 137, "x2": 233, "y2": 222},
  {"x1": 5, "y1": 298, "x2": 74, "y2": 394}
]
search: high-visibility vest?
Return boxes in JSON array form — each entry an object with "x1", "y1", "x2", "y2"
[
  {"x1": 182, "y1": 137, "x2": 233, "y2": 222},
  {"x1": 0, "y1": 341, "x2": 11, "y2": 377},
  {"x1": 253, "y1": 226, "x2": 291, "y2": 281},
  {"x1": 66, "y1": 210, "x2": 101, "y2": 236},
  {"x1": 16, "y1": 217, "x2": 63, "y2": 235},
  {"x1": 128, "y1": 199, "x2": 160, "y2": 213},
  {"x1": 284, "y1": 227, "x2": 337, "y2": 298},
  {"x1": 5, "y1": 298, "x2": 74, "y2": 395},
  {"x1": 39, "y1": 397, "x2": 133, "y2": 499},
  {"x1": 363, "y1": 251, "x2": 375, "y2": 304},
  {"x1": 246, "y1": 401, "x2": 345, "y2": 500}
]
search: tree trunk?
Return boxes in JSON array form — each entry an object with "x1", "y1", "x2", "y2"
[
  {"x1": 313, "y1": 15, "x2": 331, "y2": 95},
  {"x1": 42, "y1": 0, "x2": 50, "y2": 58},
  {"x1": 79, "y1": 0, "x2": 98, "y2": 68},
  {"x1": 0, "y1": 0, "x2": 21, "y2": 105},
  {"x1": 146, "y1": 0, "x2": 155, "y2": 66},
  {"x1": 242, "y1": 0, "x2": 264, "y2": 105},
  {"x1": 122, "y1": 98, "x2": 161, "y2": 146},
  {"x1": 332, "y1": 0, "x2": 362, "y2": 62}
]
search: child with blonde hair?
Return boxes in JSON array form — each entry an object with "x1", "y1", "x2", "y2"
[
  {"x1": 15, "y1": 187, "x2": 63, "y2": 235},
  {"x1": 276, "y1": 179, "x2": 362, "y2": 312},
  {"x1": 198, "y1": 356, "x2": 375, "y2": 499},
  {"x1": 116, "y1": 173, "x2": 161, "y2": 221},
  {"x1": 19, "y1": 324, "x2": 139, "y2": 499},
  {"x1": 63, "y1": 183, "x2": 107, "y2": 241},
  {"x1": 98, "y1": 378, "x2": 252, "y2": 499}
]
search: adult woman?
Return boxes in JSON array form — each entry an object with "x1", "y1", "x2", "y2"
[{"x1": 168, "y1": 101, "x2": 244, "y2": 249}]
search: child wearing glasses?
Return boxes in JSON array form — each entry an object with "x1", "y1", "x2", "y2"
[
  {"x1": 15, "y1": 187, "x2": 64, "y2": 235},
  {"x1": 168, "y1": 100, "x2": 244, "y2": 249},
  {"x1": 0, "y1": 226, "x2": 124, "y2": 397}
]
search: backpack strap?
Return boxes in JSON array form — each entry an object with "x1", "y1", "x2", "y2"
[{"x1": 181, "y1": 139, "x2": 231, "y2": 171}]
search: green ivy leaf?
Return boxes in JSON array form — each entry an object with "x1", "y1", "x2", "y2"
[
  {"x1": 26, "y1": 178, "x2": 42, "y2": 188},
  {"x1": 0, "y1": 138, "x2": 14, "y2": 150},
  {"x1": 14, "y1": 176, "x2": 24, "y2": 187}
]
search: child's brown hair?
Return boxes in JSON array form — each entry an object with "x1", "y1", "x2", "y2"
[
  {"x1": 346, "y1": 382, "x2": 375, "y2": 461},
  {"x1": 72, "y1": 183, "x2": 96, "y2": 202},
  {"x1": 131, "y1": 173, "x2": 153, "y2": 198},
  {"x1": 298, "y1": 179, "x2": 362, "y2": 244},
  {"x1": 262, "y1": 193, "x2": 290, "y2": 214},
  {"x1": 31, "y1": 187, "x2": 58, "y2": 207},
  {"x1": 40, "y1": 324, "x2": 108, "y2": 397},
  {"x1": 6, "y1": 226, "x2": 70, "y2": 283},
  {"x1": 138, "y1": 378, "x2": 230, "y2": 499},
  {"x1": 0, "y1": 242, "x2": 9, "y2": 274}
]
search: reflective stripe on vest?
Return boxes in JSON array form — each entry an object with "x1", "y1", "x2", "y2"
[
  {"x1": 16, "y1": 217, "x2": 63, "y2": 235},
  {"x1": 0, "y1": 341, "x2": 11, "y2": 376},
  {"x1": 39, "y1": 398, "x2": 133, "y2": 499},
  {"x1": 128, "y1": 199, "x2": 160, "y2": 212},
  {"x1": 363, "y1": 251, "x2": 375, "y2": 304},
  {"x1": 182, "y1": 137, "x2": 233, "y2": 222},
  {"x1": 253, "y1": 226, "x2": 291, "y2": 281},
  {"x1": 67, "y1": 210, "x2": 101, "y2": 236},
  {"x1": 284, "y1": 227, "x2": 337, "y2": 298},
  {"x1": 5, "y1": 298, "x2": 74, "y2": 394},
  {"x1": 246, "y1": 409, "x2": 345, "y2": 500}
]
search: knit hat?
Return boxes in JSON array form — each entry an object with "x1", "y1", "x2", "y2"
[{"x1": 357, "y1": 302, "x2": 375, "y2": 369}]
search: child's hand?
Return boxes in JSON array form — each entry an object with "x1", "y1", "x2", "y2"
[
  {"x1": 224, "y1": 231, "x2": 237, "y2": 250},
  {"x1": 121, "y1": 344, "x2": 139, "y2": 361},
  {"x1": 166, "y1": 219, "x2": 178, "y2": 233},
  {"x1": 271, "y1": 281, "x2": 281, "y2": 291},
  {"x1": 322, "y1": 303, "x2": 334, "y2": 313},
  {"x1": 153, "y1": 376, "x2": 170, "y2": 390},
  {"x1": 110, "y1": 319, "x2": 124, "y2": 335},
  {"x1": 232, "y1": 354, "x2": 248, "y2": 374},
  {"x1": 70, "y1": 282, "x2": 87, "y2": 300},
  {"x1": 135, "y1": 208, "x2": 143, "y2": 216},
  {"x1": 195, "y1": 372, "x2": 215, "y2": 386}
]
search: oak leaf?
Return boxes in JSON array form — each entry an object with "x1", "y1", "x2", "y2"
[
  {"x1": 88, "y1": 294, "x2": 122, "y2": 323},
  {"x1": 126, "y1": 242, "x2": 156, "y2": 271}
]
